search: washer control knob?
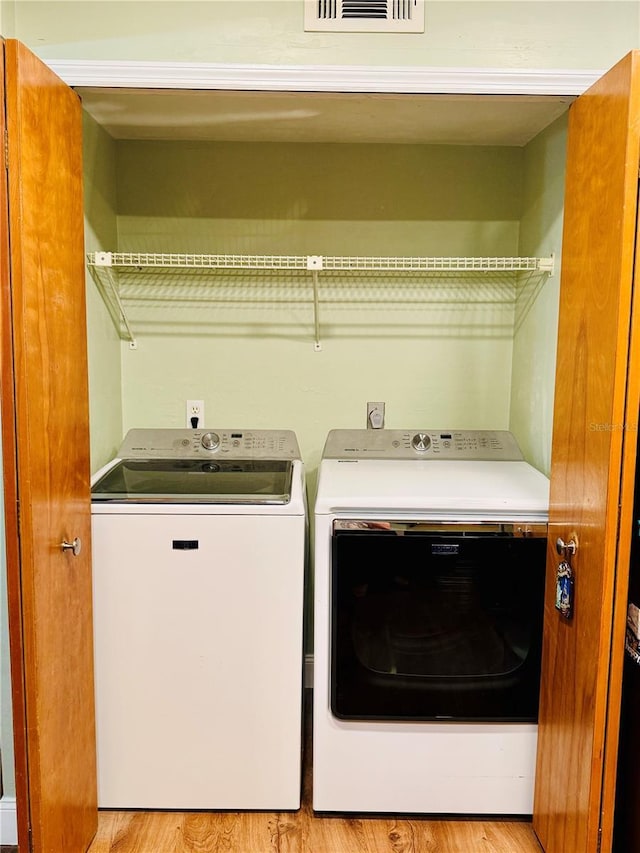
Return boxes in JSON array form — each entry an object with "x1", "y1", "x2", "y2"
[
  {"x1": 411, "y1": 432, "x2": 431, "y2": 452},
  {"x1": 201, "y1": 432, "x2": 220, "y2": 451}
]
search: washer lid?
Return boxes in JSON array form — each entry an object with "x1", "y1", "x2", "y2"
[
  {"x1": 315, "y1": 459, "x2": 549, "y2": 518},
  {"x1": 91, "y1": 458, "x2": 294, "y2": 504}
]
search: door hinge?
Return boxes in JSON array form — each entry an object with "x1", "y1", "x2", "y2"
[
  {"x1": 597, "y1": 825, "x2": 602, "y2": 853},
  {"x1": 3, "y1": 127, "x2": 8, "y2": 165}
]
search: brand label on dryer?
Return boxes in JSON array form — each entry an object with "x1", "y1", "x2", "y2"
[{"x1": 431, "y1": 543, "x2": 460, "y2": 555}]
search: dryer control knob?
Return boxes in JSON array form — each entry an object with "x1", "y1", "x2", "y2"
[
  {"x1": 201, "y1": 432, "x2": 220, "y2": 451},
  {"x1": 411, "y1": 432, "x2": 431, "y2": 452}
]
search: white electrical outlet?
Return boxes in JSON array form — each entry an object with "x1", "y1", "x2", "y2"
[{"x1": 186, "y1": 399, "x2": 205, "y2": 429}]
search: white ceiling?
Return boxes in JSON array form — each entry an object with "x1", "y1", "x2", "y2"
[{"x1": 77, "y1": 88, "x2": 574, "y2": 147}]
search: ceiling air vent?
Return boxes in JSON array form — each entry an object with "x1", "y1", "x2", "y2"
[{"x1": 304, "y1": 0, "x2": 425, "y2": 33}]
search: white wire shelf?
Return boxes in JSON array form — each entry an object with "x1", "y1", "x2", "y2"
[{"x1": 86, "y1": 251, "x2": 555, "y2": 350}]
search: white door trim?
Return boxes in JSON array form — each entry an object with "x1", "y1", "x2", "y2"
[
  {"x1": 46, "y1": 59, "x2": 602, "y2": 95},
  {"x1": 0, "y1": 795, "x2": 17, "y2": 845}
]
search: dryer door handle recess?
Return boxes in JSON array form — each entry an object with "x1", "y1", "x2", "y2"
[{"x1": 60, "y1": 537, "x2": 82, "y2": 557}]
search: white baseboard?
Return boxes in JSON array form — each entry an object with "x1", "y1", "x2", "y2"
[
  {"x1": 304, "y1": 653, "x2": 314, "y2": 689},
  {"x1": 0, "y1": 795, "x2": 17, "y2": 845}
]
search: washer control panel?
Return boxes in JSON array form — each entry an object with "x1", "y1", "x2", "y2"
[
  {"x1": 117, "y1": 428, "x2": 301, "y2": 460},
  {"x1": 322, "y1": 429, "x2": 524, "y2": 461}
]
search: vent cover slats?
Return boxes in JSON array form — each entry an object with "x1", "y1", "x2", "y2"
[
  {"x1": 343, "y1": 1, "x2": 388, "y2": 19},
  {"x1": 305, "y1": 0, "x2": 425, "y2": 32}
]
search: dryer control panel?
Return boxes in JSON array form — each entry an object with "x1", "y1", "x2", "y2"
[
  {"x1": 322, "y1": 429, "x2": 524, "y2": 461},
  {"x1": 117, "y1": 428, "x2": 301, "y2": 460}
]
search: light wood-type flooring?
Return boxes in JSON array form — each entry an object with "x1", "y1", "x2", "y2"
[{"x1": 88, "y1": 694, "x2": 543, "y2": 853}]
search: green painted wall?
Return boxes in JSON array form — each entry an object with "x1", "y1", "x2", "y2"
[
  {"x1": 0, "y1": 0, "x2": 16, "y2": 36},
  {"x1": 510, "y1": 114, "x2": 568, "y2": 475},
  {"x1": 83, "y1": 112, "x2": 123, "y2": 472},
  {"x1": 9, "y1": 0, "x2": 640, "y2": 70},
  {"x1": 114, "y1": 140, "x2": 523, "y2": 478}
]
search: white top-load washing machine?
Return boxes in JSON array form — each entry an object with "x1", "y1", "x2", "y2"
[
  {"x1": 313, "y1": 429, "x2": 549, "y2": 815},
  {"x1": 91, "y1": 428, "x2": 306, "y2": 810}
]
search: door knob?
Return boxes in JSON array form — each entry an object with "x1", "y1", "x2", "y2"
[
  {"x1": 61, "y1": 537, "x2": 82, "y2": 556},
  {"x1": 556, "y1": 536, "x2": 577, "y2": 558}
]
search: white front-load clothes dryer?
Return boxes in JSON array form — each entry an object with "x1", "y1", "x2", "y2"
[
  {"x1": 91, "y1": 428, "x2": 306, "y2": 810},
  {"x1": 313, "y1": 429, "x2": 549, "y2": 815}
]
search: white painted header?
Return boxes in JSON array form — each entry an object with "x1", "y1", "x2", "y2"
[{"x1": 47, "y1": 59, "x2": 602, "y2": 96}]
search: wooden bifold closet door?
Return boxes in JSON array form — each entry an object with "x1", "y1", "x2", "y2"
[
  {"x1": 1, "y1": 38, "x2": 97, "y2": 853},
  {"x1": 533, "y1": 51, "x2": 640, "y2": 853}
]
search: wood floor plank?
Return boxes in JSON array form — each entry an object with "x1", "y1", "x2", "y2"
[
  {"x1": 272, "y1": 813, "x2": 304, "y2": 853},
  {"x1": 177, "y1": 811, "x2": 258, "y2": 853},
  {"x1": 89, "y1": 810, "x2": 543, "y2": 852},
  {"x1": 435, "y1": 819, "x2": 542, "y2": 852}
]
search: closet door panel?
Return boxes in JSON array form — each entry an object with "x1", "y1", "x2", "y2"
[
  {"x1": 1, "y1": 38, "x2": 97, "y2": 853},
  {"x1": 534, "y1": 50, "x2": 640, "y2": 853}
]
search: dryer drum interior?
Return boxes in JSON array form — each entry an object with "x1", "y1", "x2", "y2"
[{"x1": 331, "y1": 523, "x2": 546, "y2": 722}]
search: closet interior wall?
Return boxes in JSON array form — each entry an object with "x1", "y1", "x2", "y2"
[{"x1": 82, "y1": 113, "x2": 567, "y2": 484}]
